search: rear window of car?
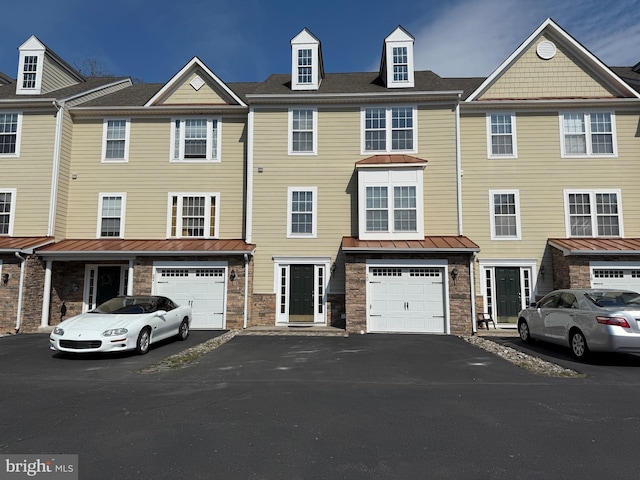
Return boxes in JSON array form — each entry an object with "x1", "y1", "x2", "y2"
[{"x1": 585, "y1": 292, "x2": 640, "y2": 308}]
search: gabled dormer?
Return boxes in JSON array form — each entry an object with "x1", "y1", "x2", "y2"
[
  {"x1": 16, "y1": 36, "x2": 83, "y2": 95},
  {"x1": 290, "y1": 28, "x2": 324, "y2": 91},
  {"x1": 380, "y1": 26, "x2": 415, "y2": 89}
]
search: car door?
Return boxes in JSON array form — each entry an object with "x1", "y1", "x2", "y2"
[
  {"x1": 545, "y1": 292, "x2": 579, "y2": 340},
  {"x1": 154, "y1": 298, "x2": 180, "y2": 340},
  {"x1": 530, "y1": 292, "x2": 561, "y2": 338}
]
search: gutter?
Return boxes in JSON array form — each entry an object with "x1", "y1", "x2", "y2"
[
  {"x1": 455, "y1": 97, "x2": 463, "y2": 236},
  {"x1": 243, "y1": 253, "x2": 250, "y2": 329}
]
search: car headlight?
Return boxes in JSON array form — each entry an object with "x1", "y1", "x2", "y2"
[
  {"x1": 102, "y1": 328, "x2": 128, "y2": 337},
  {"x1": 53, "y1": 327, "x2": 64, "y2": 335}
]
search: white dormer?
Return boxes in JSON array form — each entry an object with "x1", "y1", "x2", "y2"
[
  {"x1": 380, "y1": 26, "x2": 415, "y2": 88},
  {"x1": 16, "y1": 36, "x2": 45, "y2": 95},
  {"x1": 290, "y1": 28, "x2": 324, "y2": 91}
]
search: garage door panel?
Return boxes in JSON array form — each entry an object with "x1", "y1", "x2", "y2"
[
  {"x1": 155, "y1": 267, "x2": 226, "y2": 330},
  {"x1": 368, "y1": 266, "x2": 446, "y2": 333},
  {"x1": 592, "y1": 269, "x2": 640, "y2": 292}
]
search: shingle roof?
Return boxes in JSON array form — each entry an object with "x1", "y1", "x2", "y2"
[
  {"x1": 0, "y1": 76, "x2": 129, "y2": 101},
  {"x1": 79, "y1": 83, "x2": 164, "y2": 107}
]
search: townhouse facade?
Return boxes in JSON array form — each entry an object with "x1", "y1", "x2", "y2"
[{"x1": 1, "y1": 19, "x2": 639, "y2": 337}]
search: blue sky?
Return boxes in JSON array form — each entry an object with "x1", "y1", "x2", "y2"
[{"x1": 1, "y1": 0, "x2": 639, "y2": 84}]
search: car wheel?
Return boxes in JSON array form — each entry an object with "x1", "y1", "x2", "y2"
[
  {"x1": 178, "y1": 318, "x2": 189, "y2": 341},
  {"x1": 136, "y1": 327, "x2": 151, "y2": 355},
  {"x1": 570, "y1": 329, "x2": 589, "y2": 360},
  {"x1": 518, "y1": 319, "x2": 532, "y2": 343}
]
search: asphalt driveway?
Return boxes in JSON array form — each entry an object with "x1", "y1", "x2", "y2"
[{"x1": 2, "y1": 332, "x2": 640, "y2": 479}]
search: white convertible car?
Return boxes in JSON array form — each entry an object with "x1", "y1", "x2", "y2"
[{"x1": 50, "y1": 295, "x2": 192, "y2": 355}]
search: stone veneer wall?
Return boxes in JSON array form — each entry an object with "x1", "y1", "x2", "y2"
[
  {"x1": 345, "y1": 253, "x2": 474, "y2": 336},
  {"x1": 0, "y1": 254, "x2": 21, "y2": 333},
  {"x1": 251, "y1": 293, "x2": 276, "y2": 326},
  {"x1": 550, "y1": 249, "x2": 640, "y2": 290}
]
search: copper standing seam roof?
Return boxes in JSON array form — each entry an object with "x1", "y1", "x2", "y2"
[
  {"x1": 341, "y1": 236, "x2": 480, "y2": 252},
  {"x1": 355, "y1": 155, "x2": 428, "y2": 166},
  {"x1": 36, "y1": 239, "x2": 256, "y2": 256},
  {"x1": 548, "y1": 238, "x2": 640, "y2": 255},
  {"x1": 0, "y1": 237, "x2": 54, "y2": 252}
]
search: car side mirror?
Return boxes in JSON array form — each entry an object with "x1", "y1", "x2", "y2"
[
  {"x1": 156, "y1": 310, "x2": 167, "y2": 317},
  {"x1": 529, "y1": 302, "x2": 538, "y2": 308}
]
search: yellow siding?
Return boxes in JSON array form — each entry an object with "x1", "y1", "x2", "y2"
[
  {"x1": 55, "y1": 108, "x2": 74, "y2": 238},
  {"x1": 251, "y1": 104, "x2": 460, "y2": 294},
  {"x1": 41, "y1": 56, "x2": 78, "y2": 94},
  {"x1": 461, "y1": 109, "x2": 640, "y2": 295},
  {"x1": 67, "y1": 82, "x2": 130, "y2": 107},
  {"x1": 162, "y1": 72, "x2": 228, "y2": 105},
  {"x1": 481, "y1": 33, "x2": 619, "y2": 100},
  {"x1": 2, "y1": 112, "x2": 56, "y2": 235},
  {"x1": 65, "y1": 115, "x2": 246, "y2": 239}
]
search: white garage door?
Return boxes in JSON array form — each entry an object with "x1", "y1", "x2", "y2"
[
  {"x1": 591, "y1": 268, "x2": 640, "y2": 293},
  {"x1": 155, "y1": 267, "x2": 226, "y2": 329},
  {"x1": 368, "y1": 266, "x2": 446, "y2": 333}
]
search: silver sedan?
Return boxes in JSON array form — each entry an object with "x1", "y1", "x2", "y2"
[{"x1": 517, "y1": 289, "x2": 640, "y2": 359}]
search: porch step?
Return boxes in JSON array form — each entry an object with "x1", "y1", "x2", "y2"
[{"x1": 241, "y1": 325, "x2": 348, "y2": 337}]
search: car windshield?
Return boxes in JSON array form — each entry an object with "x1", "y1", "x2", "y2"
[
  {"x1": 584, "y1": 291, "x2": 640, "y2": 308},
  {"x1": 90, "y1": 296, "x2": 159, "y2": 314}
]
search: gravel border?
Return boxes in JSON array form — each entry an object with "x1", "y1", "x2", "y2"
[{"x1": 462, "y1": 335, "x2": 585, "y2": 378}]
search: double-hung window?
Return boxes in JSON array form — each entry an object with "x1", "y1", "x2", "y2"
[
  {"x1": 168, "y1": 193, "x2": 219, "y2": 238},
  {"x1": 289, "y1": 108, "x2": 317, "y2": 154},
  {"x1": 393, "y1": 47, "x2": 408, "y2": 82},
  {"x1": 0, "y1": 113, "x2": 21, "y2": 157},
  {"x1": 98, "y1": 193, "x2": 125, "y2": 238},
  {"x1": 487, "y1": 113, "x2": 517, "y2": 157},
  {"x1": 102, "y1": 119, "x2": 130, "y2": 162},
  {"x1": 22, "y1": 55, "x2": 38, "y2": 89},
  {"x1": 565, "y1": 190, "x2": 622, "y2": 237},
  {"x1": 287, "y1": 187, "x2": 317, "y2": 238},
  {"x1": 490, "y1": 190, "x2": 521, "y2": 240},
  {"x1": 171, "y1": 117, "x2": 220, "y2": 162},
  {"x1": 297, "y1": 49, "x2": 313, "y2": 85},
  {"x1": 362, "y1": 106, "x2": 416, "y2": 154},
  {"x1": 560, "y1": 112, "x2": 616, "y2": 157},
  {"x1": 0, "y1": 189, "x2": 16, "y2": 235}
]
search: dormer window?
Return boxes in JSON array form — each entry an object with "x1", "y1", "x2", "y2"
[
  {"x1": 22, "y1": 56, "x2": 38, "y2": 89},
  {"x1": 381, "y1": 26, "x2": 415, "y2": 88},
  {"x1": 290, "y1": 29, "x2": 324, "y2": 91},
  {"x1": 297, "y1": 49, "x2": 313, "y2": 85},
  {"x1": 16, "y1": 36, "x2": 45, "y2": 95}
]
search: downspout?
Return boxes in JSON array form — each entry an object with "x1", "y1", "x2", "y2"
[
  {"x1": 14, "y1": 252, "x2": 26, "y2": 333},
  {"x1": 470, "y1": 252, "x2": 477, "y2": 334},
  {"x1": 48, "y1": 100, "x2": 65, "y2": 237},
  {"x1": 455, "y1": 97, "x2": 463, "y2": 235},
  {"x1": 243, "y1": 253, "x2": 250, "y2": 329},
  {"x1": 245, "y1": 107, "x2": 255, "y2": 244}
]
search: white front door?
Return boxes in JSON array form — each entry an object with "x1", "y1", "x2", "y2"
[
  {"x1": 154, "y1": 264, "x2": 226, "y2": 329},
  {"x1": 367, "y1": 266, "x2": 446, "y2": 333}
]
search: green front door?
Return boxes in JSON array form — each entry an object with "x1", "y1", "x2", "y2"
[
  {"x1": 289, "y1": 265, "x2": 314, "y2": 322},
  {"x1": 495, "y1": 267, "x2": 521, "y2": 323}
]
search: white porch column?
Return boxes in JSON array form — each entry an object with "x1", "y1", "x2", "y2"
[{"x1": 40, "y1": 260, "x2": 53, "y2": 328}]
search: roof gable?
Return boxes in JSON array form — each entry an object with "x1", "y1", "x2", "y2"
[
  {"x1": 145, "y1": 57, "x2": 246, "y2": 107},
  {"x1": 466, "y1": 18, "x2": 640, "y2": 102}
]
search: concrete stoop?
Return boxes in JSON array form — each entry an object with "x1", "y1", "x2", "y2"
[{"x1": 241, "y1": 325, "x2": 348, "y2": 337}]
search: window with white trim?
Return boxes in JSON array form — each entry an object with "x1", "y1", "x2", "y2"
[
  {"x1": 362, "y1": 106, "x2": 416, "y2": 153},
  {"x1": 392, "y1": 47, "x2": 408, "y2": 82},
  {"x1": 98, "y1": 194, "x2": 125, "y2": 238},
  {"x1": 487, "y1": 113, "x2": 517, "y2": 157},
  {"x1": 168, "y1": 193, "x2": 219, "y2": 238},
  {"x1": 22, "y1": 55, "x2": 38, "y2": 89},
  {"x1": 565, "y1": 190, "x2": 622, "y2": 237},
  {"x1": 102, "y1": 119, "x2": 130, "y2": 162},
  {"x1": 171, "y1": 117, "x2": 220, "y2": 162},
  {"x1": 560, "y1": 112, "x2": 616, "y2": 157},
  {"x1": 0, "y1": 113, "x2": 21, "y2": 157},
  {"x1": 297, "y1": 49, "x2": 313, "y2": 85},
  {"x1": 0, "y1": 189, "x2": 16, "y2": 236},
  {"x1": 358, "y1": 168, "x2": 424, "y2": 240},
  {"x1": 490, "y1": 190, "x2": 521, "y2": 240},
  {"x1": 287, "y1": 187, "x2": 317, "y2": 238},
  {"x1": 289, "y1": 108, "x2": 317, "y2": 154}
]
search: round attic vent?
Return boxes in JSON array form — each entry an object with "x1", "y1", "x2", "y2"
[{"x1": 536, "y1": 40, "x2": 557, "y2": 60}]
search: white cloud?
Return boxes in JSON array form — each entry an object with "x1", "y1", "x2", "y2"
[{"x1": 407, "y1": 0, "x2": 640, "y2": 77}]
